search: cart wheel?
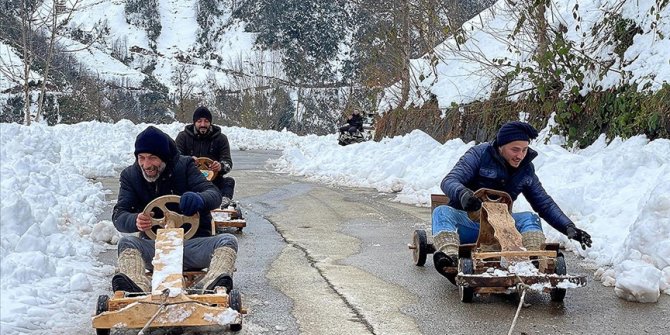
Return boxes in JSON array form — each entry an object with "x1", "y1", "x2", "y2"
[
  {"x1": 411, "y1": 230, "x2": 428, "y2": 266},
  {"x1": 229, "y1": 289, "x2": 243, "y2": 332},
  {"x1": 459, "y1": 258, "x2": 474, "y2": 303},
  {"x1": 95, "y1": 295, "x2": 110, "y2": 335},
  {"x1": 551, "y1": 254, "x2": 567, "y2": 302}
]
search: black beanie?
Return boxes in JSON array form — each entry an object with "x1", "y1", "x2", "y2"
[
  {"x1": 193, "y1": 106, "x2": 212, "y2": 123},
  {"x1": 496, "y1": 121, "x2": 539, "y2": 146},
  {"x1": 134, "y1": 126, "x2": 171, "y2": 162}
]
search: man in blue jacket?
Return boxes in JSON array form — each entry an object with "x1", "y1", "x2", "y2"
[
  {"x1": 112, "y1": 126, "x2": 238, "y2": 294},
  {"x1": 432, "y1": 121, "x2": 592, "y2": 278}
]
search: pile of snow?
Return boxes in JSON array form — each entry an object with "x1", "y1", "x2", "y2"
[
  {"x1": 0, "y1": 120, "x2": 668, "y2": 334},
  {"x1": 380, "y1": 0, "x2": 670, "y2": 110},
  {"x1": 274, "y1": 128, "x2": 670, "y2": 303}
]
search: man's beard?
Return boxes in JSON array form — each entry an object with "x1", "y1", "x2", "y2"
[
  {"x1": 197, "y1": 126, "x2": 211, "y2": 135},
  {"x1": 142, "y1": 162, "x2": 166, "y2": 182}
]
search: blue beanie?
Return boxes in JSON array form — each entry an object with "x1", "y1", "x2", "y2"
[
  {"x1": 496, "y1": 121, "x2": 539, "y2": 146},
  {"x1": 193, "y1": 106, "x2": 212, "y2": 122},
  {"x1": 134, "y1": 126, "x2": 171, "y2": 162}
]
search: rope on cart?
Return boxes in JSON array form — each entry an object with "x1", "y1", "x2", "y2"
[
  {"x1": 507, "y1": 274, "x2": 530, "y2": 335},
  {"x1": 138, "y1": 289, "x2": 170, "y2": 335}
]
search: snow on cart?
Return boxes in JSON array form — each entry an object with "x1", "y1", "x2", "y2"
[
  {"x1": 409, "y1": 188, "x2": 587, "y2": 303},
  {"x1": 92, "y1": 195, "x2": 246, "y2": 334}
]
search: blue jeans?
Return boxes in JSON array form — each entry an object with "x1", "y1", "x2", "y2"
[{"x1": 431, "y1": 205, "x2": 542, "y2": 243}]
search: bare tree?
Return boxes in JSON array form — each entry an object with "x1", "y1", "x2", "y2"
[
  {"x1": 2, "y1": 0, "x2": 91, "y2": 125},
  {"x1": 171, "y1": 64, "x2": 198, "y2": 122}
]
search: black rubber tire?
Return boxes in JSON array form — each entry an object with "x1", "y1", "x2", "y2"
[
  {"x1": 412, "y1": 230, "x2": 428, "y2": 266},
  {"x1": 551, "y1": 254, "x2": 567, "y2": 302},
  {"x1": 229, "y1": 289, "x2": 243, "y2": 332},
  {"x1": 459, "y1": 257, "x2": 474, "y2": 303},
  {"x1": 95, "y1": 295, "x2": 111, "y2": 335}
]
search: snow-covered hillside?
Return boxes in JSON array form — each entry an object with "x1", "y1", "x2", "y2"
[{"x1": 379, "y1": 0, "x2": 670, "y2": 110}]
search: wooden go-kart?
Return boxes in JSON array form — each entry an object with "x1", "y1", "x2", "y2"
[
  {"x1": 409, "y1": 188, "x2": 586, "y2": 303},
  {"x1": 92, "y1": 195, "x2": 246, "y2": 334},
  {"x1": 196, "y1": 157, "x2": 247, "y2": 233}
]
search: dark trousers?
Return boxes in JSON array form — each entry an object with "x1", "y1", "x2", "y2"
[
  {"x1": 213, "y1": 176, "x2": 235, "y2": 199},
  {"x1": 339, "y1": 125, "x2": 359, "y2": 135}
]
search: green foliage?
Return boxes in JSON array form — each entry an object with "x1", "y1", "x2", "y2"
[
  {"x1": 612, "y1": 17, "x2": 641, "y2": 59},
  {"x1": 196, "y1": 0, "x2": 225, "y2": 53},
  {"x1": 553, "y1": 84, "x2": 670, "y2": 147},
  {"x1": 242, "y1": 0, "x2": 349, "y2": 84},
  {"x1": 125, "y1": 0, "x2": 162, "y2": 49},
  {"x1": 0, "y1": 95, "x2": 24, "y2": 124}
]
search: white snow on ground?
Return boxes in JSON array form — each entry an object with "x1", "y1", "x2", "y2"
[{"x1": 0, "y1": 120, "x2": 669, "y2": 334}]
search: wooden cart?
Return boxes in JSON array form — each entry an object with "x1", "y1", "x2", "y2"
[{"x1": 409, "y1": 189, "x2": 586, "y2": 303}]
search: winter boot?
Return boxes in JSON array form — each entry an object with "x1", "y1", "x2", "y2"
[
  {"x1": 522, "y1": 231, "x2": 546, "y2": 269},
  {"x1": 220, "y1": 197, "x2": 232, "y2": 209},
  {"x1": 432, "y1": 231, "x2": 460, "y2": 284},
  {"x1": 112, "y1": 249, "x2": 150, "y2": 293},
  {"x1": 195, "y1": 247, "x2": 237, "y2": 293},
  {"x1": 522, "y1": 231, "x2": 546, "y2": 251}
]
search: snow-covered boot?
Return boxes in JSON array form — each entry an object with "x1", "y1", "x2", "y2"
[
  {"x1": 112, "y1": 249, "x2": 150, "y2": 293},
  {"x1": 195, "y1": 247, "x2": 236, "y2": 293},
  {"x1": 432, "y1": 231, "x2": 460, "y2": 283},
  {"x1": 522, "y1": 231, "x2": 546, "y2": 251}
]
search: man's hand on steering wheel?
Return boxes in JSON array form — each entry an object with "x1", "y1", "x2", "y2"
[
  {"x1": 136, "y1": 212, "x2": 153, "y2": 231},
  {"x1": 209, "y1": 161, "x2": 222, "y2": 172}
]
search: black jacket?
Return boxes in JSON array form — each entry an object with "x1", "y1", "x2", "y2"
[
  {"x1": 347, "y1": 114, "x2": 364, "y2": 129},
  {"x1": 113, "y1": 135, "x2": 222, "y2": 238},
  {"x1": 175, "y1": 125, "x2": 232, "y2": 176}
]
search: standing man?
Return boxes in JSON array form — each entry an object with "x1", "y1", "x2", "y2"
[
  {"x1": 431, "y1": 121, "x2": 592, "y2": 278},
  {"x1": 176, "y1": 106, "x2": 235, "y2": 208},
  {"x1": 112, "y1": 126, "x2": 238, "y2": 293}
]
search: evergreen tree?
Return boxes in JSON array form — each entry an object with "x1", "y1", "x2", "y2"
[{"x1": 242, "y1": 0, "x2": 350, "y2": 84}]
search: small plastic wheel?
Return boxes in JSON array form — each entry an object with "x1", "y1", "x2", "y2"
[
  {"x1": 459, "y1": 257, "x2": 474, "y2": 303},
  {"x1": 229, "y1": 289, "x2": 243, "y2": 332},
  {"x1": 95, "y1": 295, "x2": 110, "y2": 335},
  {"x1": 551, "y1": 254, "x2": 567, "y2": 302},
  {"x1": 411, "y1": 230, "x2": 428, "y2": 266}
]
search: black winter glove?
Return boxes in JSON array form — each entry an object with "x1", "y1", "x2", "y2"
[
  {"x1": 459, "y1": 189, "x2": 482, "y2": 212},
  {"x1": 566, "y1": 223, "x2": 592, "y2": 250},
  {"x1": 180, "y1": 192, "x2": 204, "y2": 216},
  {"x1": 221, "y1": 162, "x2": 232, "y2": 175}
]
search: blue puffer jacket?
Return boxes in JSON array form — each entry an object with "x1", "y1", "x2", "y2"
[
  {"x1": 441, "y1": 142, "x2": 572, "y2": 234},
  {"x1": 113, "y1": 135, "x2": 222, "y2": 238}
]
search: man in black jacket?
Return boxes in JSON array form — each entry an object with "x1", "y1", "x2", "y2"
[
  {"x1": 112, "y1": 126, "x2": 238, "y2": 294},
  {"x1": 176, "y1": 106, "x2": 235, "y2": 207},
  {"x1": 339, "y1": 109, "x2": 364, "y2": 135}
]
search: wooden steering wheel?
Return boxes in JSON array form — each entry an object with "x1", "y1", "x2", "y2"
[
  {"x1": 195, "y1": 157, "x2": 218, "y2": 181},
  {"x1": 142, "y1": 195, "x2": 200, "y2": 240},
  {"x1": 467, "y1": 188, "x2": 514, "y2": 221}
]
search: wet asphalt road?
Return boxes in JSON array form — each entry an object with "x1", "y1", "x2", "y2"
[{"x1": 95, "y1": 149, "x2": 670, "y2": 335}]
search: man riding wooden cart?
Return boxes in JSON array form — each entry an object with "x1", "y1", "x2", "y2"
[
  {"x1": 410, "y1": 189, "x2": 587, "y2": 303},
  {"x1": 93, "y1": 195, "x2": 246, "y2": 333}
]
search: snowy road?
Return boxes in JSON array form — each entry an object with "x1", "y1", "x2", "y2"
[{"x1": 95, "y1": 150, "x2": 670, "y2": 335}]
